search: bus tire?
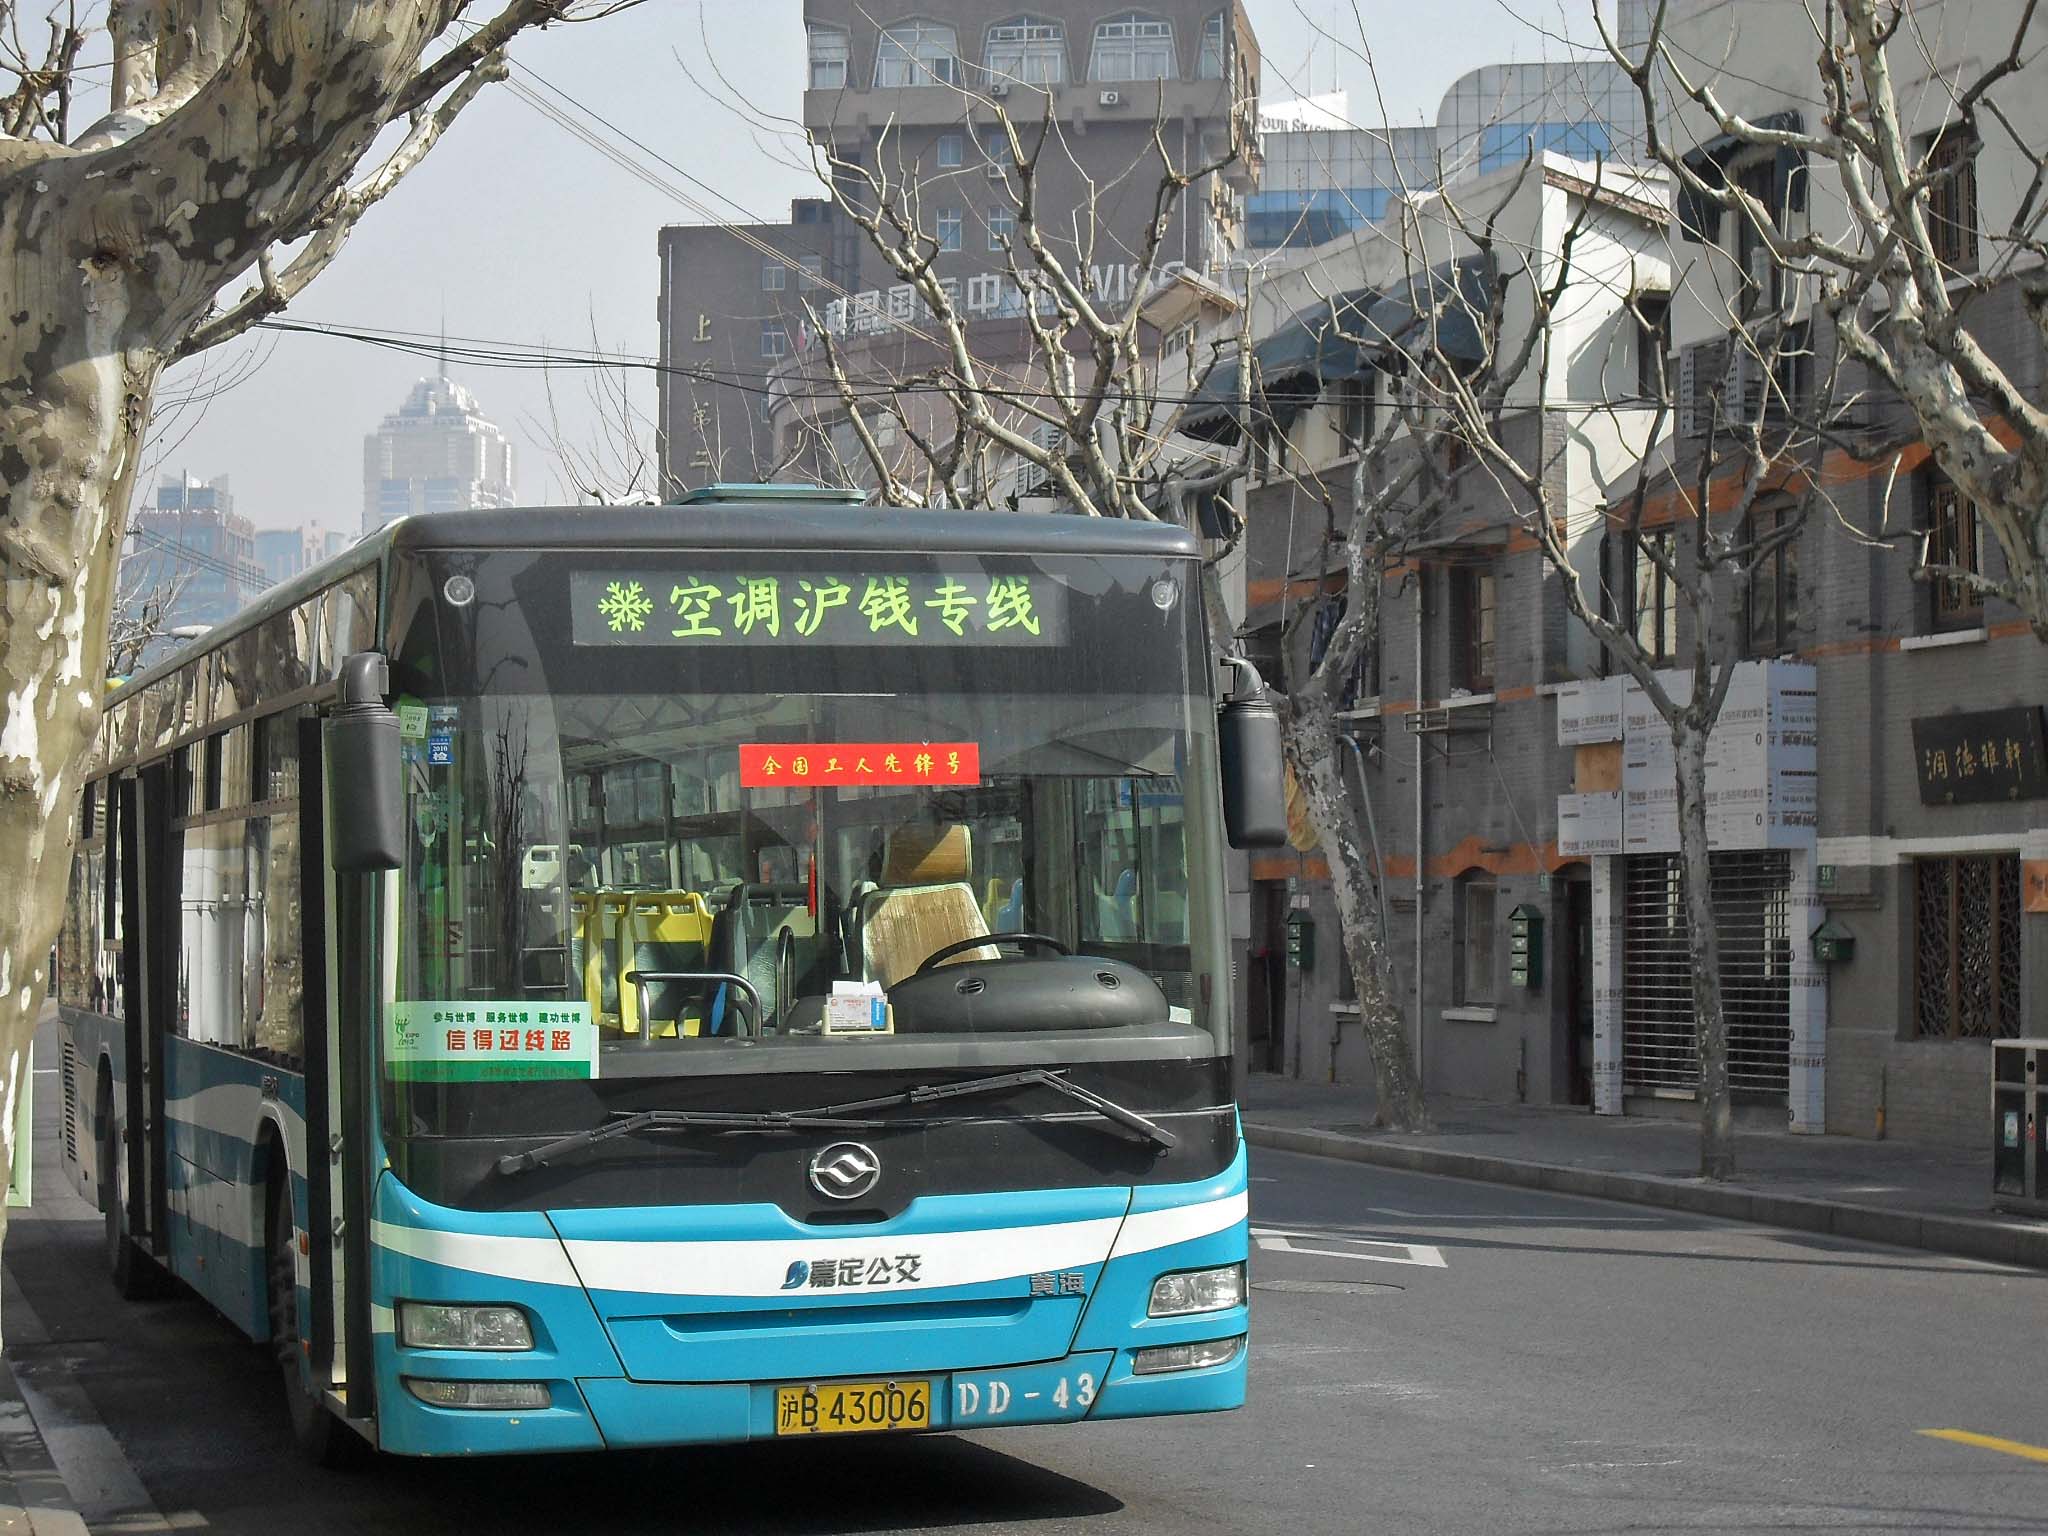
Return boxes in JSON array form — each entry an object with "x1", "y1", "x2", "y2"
[
  {"x1": 99, "y1": 1089, "x2": 165, "y2": 1301},
  {"x1": 265, "y1": 1172, "x2": 365, "y2": 1468}
]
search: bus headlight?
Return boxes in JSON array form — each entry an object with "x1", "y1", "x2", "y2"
[
  {"x1": 1131, "y1": 1337, "x2": 1243, "y2": 1375},
  {"x1": 398, "y1": 1302, "x2": 534, "y2": 1351},
  {"x1": 404, "y1": 1378, "x2": 551, "y2": 1410},
  {"x1": 1147, "y1": 1263, "x2": 1245, "y2": 1317}
]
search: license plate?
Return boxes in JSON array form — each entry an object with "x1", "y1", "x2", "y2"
[{"x1": 774, "y1": 1379, "x2": 931, "y2": 1436}]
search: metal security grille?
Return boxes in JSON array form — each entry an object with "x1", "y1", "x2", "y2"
[
  {"x1": 1914, "y1": 855, "x2": 2023, "y2": 1038},
  {"x1": 1623, "y1": 851, "x2": 1793, "y2": 1097},
  {"x1": 60, "y1": 1039, "x2": 77, "y2": 1164}
]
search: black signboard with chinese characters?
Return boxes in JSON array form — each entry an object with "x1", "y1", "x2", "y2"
[{"x1": 1911, "y1": 706, "x2": 2048, "y2": 806}]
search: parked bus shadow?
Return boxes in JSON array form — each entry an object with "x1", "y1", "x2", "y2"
[{"x1": 381, "y1": 1433, "x2": 1125, "y2": 1532}]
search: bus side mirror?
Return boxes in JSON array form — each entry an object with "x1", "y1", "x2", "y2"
[
  {"x1": 1218, "y1": 658, "x2": 1287, "y2": 849},
  {"x1": 325, "y1": 652, "x2": 404, "y2": 873}
]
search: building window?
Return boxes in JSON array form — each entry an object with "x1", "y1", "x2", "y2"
[
  {"x1": 987, "y1": 204, "x2": 1015, "y2": 249},
  {"x1": 1926, "y1": 124, "x2": 1979, "y2": 275},
  {"x1": 1743, "y1": 501, "x2": 1800, "y2": 658},
  {"x1": 1635, "y1": 291, "x2": 1671, "y2": 400},
  {"x1": 1915, "y1": 855, "x2": 2022, "y2": 1039},
  {"x1": 1923, "y1": 474, "x2": 1983, "y2": 630},
  {"x1": 936, "y1": 206, "x2": 963, "y2": 251},
  {"x1": 797, "y1": 253, "x2": 823, "y2": 290},
  {"x1": 876, "y1": 21, "x2": 959, "y2": 88},
  {"x1": 1455, "y1": 873, "x2": 1497, "y2": 1007},
  {"x1": 1729, "y1": 153, "x2": 1785, "y2": 318},
  {"x1": 936, "y1": 133, "x2": 963, "y2": 168},
  {"x1": 762, "y1": 259, "x2": 786, "y2": 291},
  {"x1": 1198, "y1": 12, "x2": 1227, "y2": 79},
  {"x1": 760, "y1": 321, "x2": 789, "y2": 360},
  {"x1": 1450, "y1": 565, "x2": 1497, "y2": 693},
  {"x1": 1091, "y1": 13, "x2": 1174, "y2": 82},
  {"x1": 1629, "y1": 529, "x2": 1678, "y2": 666},
  {"x1": 1335, "y1": 375, "x2": 1376, "y2": 451},
  {"x1": 808, "y1": 26, "x2": 849, "y2": 89},
  {"x1": 985, "y1": 18, "x2": 1066, "y2": 85}
]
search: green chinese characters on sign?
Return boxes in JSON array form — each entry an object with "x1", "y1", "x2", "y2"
[{"x1": 572, "y1": 570, "x2": 1062, "y2": 647}]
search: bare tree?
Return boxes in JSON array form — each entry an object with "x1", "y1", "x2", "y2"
[
  {"x1": 1607, "y1": 0, "x2": 2048, "y2": 641},
  {"x1": 0, "y1": 0, "x2": 641, "y2": 1273},
  {"x1": 1362, "y1": 141, "x2": 1843, "y2": 1175},
  {"x1": 794, "y1": 86, "x2": 1251, "y2": 525}
]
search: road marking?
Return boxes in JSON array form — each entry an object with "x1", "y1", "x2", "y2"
[
  {"x1": 1920, "y1": 1428, "x2": 2048, "y2": 1464},
  {"x1": 1251, "y1": 1225, "x2": 1447, "y2": 1269}
]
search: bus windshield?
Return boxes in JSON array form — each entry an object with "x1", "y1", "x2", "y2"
[{"x1": 384, "y1": 547, "x2": 1228, "y2": 1115}]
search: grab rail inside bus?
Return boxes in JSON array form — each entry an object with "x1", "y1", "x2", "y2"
[{"x1": 621, "y1": 971, "x2": 762, "y2": 1043}]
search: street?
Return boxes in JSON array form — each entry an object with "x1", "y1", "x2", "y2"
[{"x1": 7, "y1": 1069, "x2": 2047, "y2": 1536}]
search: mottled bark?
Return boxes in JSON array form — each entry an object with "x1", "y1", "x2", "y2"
[
  {"x1": 0, "y1": 0, "x2": 590, "y2": 1337},
  {"x1": 1672, "y1": 722, "x2": 1732, "y2": 1180},
  {"x1": 1283, "y1": 688, "x2": 1427, "y2": 1132}
]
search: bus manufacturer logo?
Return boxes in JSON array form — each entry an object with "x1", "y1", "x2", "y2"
[{"x1": 808, "y1": 1142, "x2": 882, "y2": 1201}]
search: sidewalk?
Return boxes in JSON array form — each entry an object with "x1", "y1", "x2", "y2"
[
  {"x1": 1242, "y1": 1072, "x2": 2048, "y2": 1270},
  {"x1": 0, "y1": 1005, "x2": 95, "y2": 1536}
]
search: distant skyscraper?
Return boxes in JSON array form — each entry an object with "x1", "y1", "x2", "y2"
[
  {"x1": 118, "y1": 474, "x2": 267, "y2": 660},
  {"x1": 361, "y1": 372, "x2": 515, "y2": 535},
  {"x1": 255, "y1": 521, "x2": 349, "y2": 589}
]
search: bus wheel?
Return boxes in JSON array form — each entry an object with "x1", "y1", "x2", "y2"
[
  {"x1": 265, "y1": 1175, "x2": 364, "y2": 1468},
  {"x1": 99, "y1": 1095, "x2": 163, "y2": 1300}
]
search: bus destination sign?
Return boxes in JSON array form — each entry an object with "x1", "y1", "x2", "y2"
[{"x1": 570, "y1": 570, "x2": 1066, "y2": 648}]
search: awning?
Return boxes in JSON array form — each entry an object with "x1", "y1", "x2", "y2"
[
  {"x1": 1676, "y1": 110, "x2": 1805, "y2": 242},
  {"x1": 1182, "y1": 286, "x2": 1380, "y2": 439},
  {"x1": 1359, "y1": 256, "x2": 1493, "y2": 366}
]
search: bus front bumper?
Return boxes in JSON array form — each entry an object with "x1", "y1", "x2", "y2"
[{"x1": 380, "y1": 1339, "x2": 1246, "y2": 1455}]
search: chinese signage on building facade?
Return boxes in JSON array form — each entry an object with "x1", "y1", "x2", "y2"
[
  {"x1": 570, "y1": 570, "x2": 1065, "y2": 648},
  {"x1": 1911, "y1": 707, "x2": 2048, "y2": 806},
  {"x1": 818, "y1": 263, "x2": 1149, "y2": 339}
]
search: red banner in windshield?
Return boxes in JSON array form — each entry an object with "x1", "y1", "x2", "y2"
[{"x1": 738, "y1": 742, "x2": 981, "y2": 789}]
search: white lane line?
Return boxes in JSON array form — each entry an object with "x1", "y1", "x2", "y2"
[{"x1": 1252, "y1": 1226, "x2": 1447, "y2": 1269}]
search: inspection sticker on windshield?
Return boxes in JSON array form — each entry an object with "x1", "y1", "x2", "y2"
[
  {"x1": 739, "y1": 742, "x2": 979, "y2": 789},
  {"x1": 388, "y1": 1001, "x2": 599, "y2": 1082}
]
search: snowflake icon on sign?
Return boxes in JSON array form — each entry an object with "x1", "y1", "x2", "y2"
[{"x1": 598, "y1": 580, "x2": 652, "y2": 633}]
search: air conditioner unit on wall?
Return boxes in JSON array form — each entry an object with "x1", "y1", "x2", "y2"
[
  {"x1": 989, "y1": 81, "x2": 1009, "y2": 97},
  {"x1": 1099, "y1": 90, "x2": 1120, "y2": 106}
]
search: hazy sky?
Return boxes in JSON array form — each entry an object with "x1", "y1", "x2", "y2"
[{"x1": 149, "y1": 1, "x2": 1612, "y2": 534}]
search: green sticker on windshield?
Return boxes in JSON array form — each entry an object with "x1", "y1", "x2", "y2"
[{"x1": 388, "y1": 1001, "x2": 598, "y2": 1082}]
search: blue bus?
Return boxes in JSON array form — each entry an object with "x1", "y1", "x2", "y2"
[{"x1": 53, "y1": 490, "x2": 1283, "y2": 1461}]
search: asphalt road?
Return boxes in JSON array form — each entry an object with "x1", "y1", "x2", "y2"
[{"x1": 8, "y1": 1073, "x2": 2048, "y2": 1535}]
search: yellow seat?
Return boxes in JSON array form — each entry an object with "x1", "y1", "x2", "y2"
[{"x1": 620, "y1": 892, "x2": 715, "y2": 1038}]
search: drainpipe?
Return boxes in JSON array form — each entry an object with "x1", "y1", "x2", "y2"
[{"x1": 1413, "y1": 575, "x2": 1427, "y2": 1090}]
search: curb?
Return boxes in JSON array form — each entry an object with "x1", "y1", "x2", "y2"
[
  {"x1": 0, "y1": 1362, "x2": 88, "y2": 1536},
  {"x1": 1243, "y1": 1121, "x2": 2048, "y2": 1272}
]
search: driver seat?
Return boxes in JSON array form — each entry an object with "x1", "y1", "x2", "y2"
[{"x1": 858, "y1": 824, "x2": 999, "y2": 988}]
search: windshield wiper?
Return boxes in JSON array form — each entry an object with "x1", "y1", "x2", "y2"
[
  {"x1": 495, "y1": 1109, "x2": 890, "y2": 1176},
  {"x1": 495, "y1": 1068, "x2": 1176, "y2": 1177},
  {"x1": 809, "y1": 1069, "x2": 1179, "y2": 1152}
]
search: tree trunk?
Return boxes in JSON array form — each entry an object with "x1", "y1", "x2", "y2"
[
  {"x1": 1283, "y1": 689, "x2": 1429, "y2": 1132},
  {"x1": 0, "y1": 259, "x2": 157, "y2": 1298},
  {"x1": 1672, "y1": 721, "x2": 1734, "y2": 1179}
]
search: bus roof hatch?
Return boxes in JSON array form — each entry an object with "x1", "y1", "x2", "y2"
[{"x1": 670, "y1": 483, "x2": 868, "y2": 507}]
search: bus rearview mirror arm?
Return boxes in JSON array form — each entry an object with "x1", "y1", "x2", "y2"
[
  {"x1": 325, "y1": 651, "x2": 405, "y2": 873},
  {"x1": 1217, "y1": 657, "x2": 1288, "y2": 850}
]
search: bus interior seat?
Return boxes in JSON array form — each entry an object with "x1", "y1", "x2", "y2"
[
  {"x1": 581, "y1": 891, "x2": 637, "y2": 1030},
  {"x1": 858, "y1": 825, "x2": 999, "y2": 989},
  {"x1": 996, "y1": 878, "x2": 1023, "y2": 933},
  {"x1": 708, "y1": 884, "x2": 815, "y2": 1032},
  {"x1": 620, "y1": 892, "x2": 715, "y2": 1038}
]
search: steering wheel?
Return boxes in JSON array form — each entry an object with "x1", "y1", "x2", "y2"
[{"x1": 916, "y1": 932, "x2": 1071, "y2": 975}]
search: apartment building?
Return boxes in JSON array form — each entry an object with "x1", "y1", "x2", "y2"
[{"x1": 658, "y1": 1, "x2": 1260, "y2": 494}]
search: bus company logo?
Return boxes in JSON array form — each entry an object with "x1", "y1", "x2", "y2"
[
  {"x1": 780, "y1": 1253, "x2": 925, "y2": 1291},
  {"x1": 808, "y1": 1142, "x2": 882, "y2": 1201}
]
